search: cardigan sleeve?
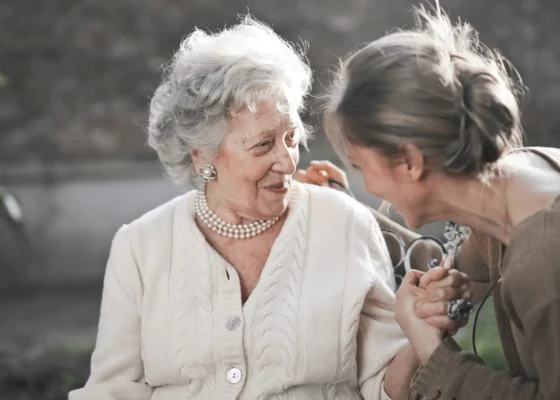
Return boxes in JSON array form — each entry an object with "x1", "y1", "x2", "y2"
[
  {"x1": 69, "y1": 225, "x2": 154, "y2": 400},
  {"x1": 357, "y1": 217, "x2": 409, "y2": 399}
]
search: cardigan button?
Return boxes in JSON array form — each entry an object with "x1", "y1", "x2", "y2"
[
  {"x1": 226, "y1": 316, "x2": 241, "y2": 331},
  {"x1": 227, "y1": 367, "x2": 242, "y2": 384}
]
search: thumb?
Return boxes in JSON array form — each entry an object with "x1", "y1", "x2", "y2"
[
  {"x1": 402, "y1": 269, "x2": 424, "y2": 287},
  {"x1": 419, "y1": 266, "x2": 448, "y2": 289}
]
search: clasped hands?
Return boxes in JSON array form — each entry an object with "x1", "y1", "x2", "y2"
[{"x1": 395, "y1": 267, "x2": 472, "y2": 364}]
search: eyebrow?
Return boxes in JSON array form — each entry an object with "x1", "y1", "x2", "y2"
[
  {"x1": 245, "y1": 126, "x2": 296, "y2": 145},
  {"x1": 257, "y1": 128, "x2": 280, "y2": 137}
]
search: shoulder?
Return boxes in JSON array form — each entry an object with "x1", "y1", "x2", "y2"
[
  {"x1": 507, "y1": 146, "x2": 560, "y2": 160},
  {"x1": 301, "y1": 182, "x2": 375, "y2": 228},
  {"x1": 299, "y1": 183, "x2": 392, "y2": 285},
  {"x1": 509, "y1": 195, "x2": 560, "y2": 252},
  {"x1": 503, "y1": 197, "x2": 560, "y2": 304},
  {"x1": 112, "y1": 191, "x2": 195, "y2": 262},
  {"x1": 505, "y1": 146, "x2": 560, "y2": 173},
  {"x1": 107, "y1": 191, "x2": 196, "y2": 286},
  {"x1": 122, "y1": 191, "x2": 193, "y2": 237}
]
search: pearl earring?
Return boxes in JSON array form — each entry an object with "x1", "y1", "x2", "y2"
[{"x1": 199, "y1": 164, "x2": 217, "y2": 182}]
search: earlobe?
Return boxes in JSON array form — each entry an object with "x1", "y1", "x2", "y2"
[
  {"x1": 402, "y1": 144, "x2": 425, "y2": 181},
  {"x1": 191, "y1": 149, "x2": 204, "y2": 171}
]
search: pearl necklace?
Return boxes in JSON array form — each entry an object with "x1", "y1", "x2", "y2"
[{"x1": 195, "y1": 188, "x2": 280, "y2": 239}]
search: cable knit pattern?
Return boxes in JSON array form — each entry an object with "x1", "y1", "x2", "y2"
[
  {"x1": 339, "y1": 299, "x2": 363, "y2": 380},
  {"x1": 69, "y1": 182, "x2": 408, "y2": 400},
  {"x1": 172, "y1": 222, "x2": 216, "y2": 396},
  {"x1": 251, "y1": 187, "x2": 308, "y2": 400}
]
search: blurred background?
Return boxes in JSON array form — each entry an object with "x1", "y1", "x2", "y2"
[{"x1": 0, "y1": 0, "x2": 558, "y2": 398}]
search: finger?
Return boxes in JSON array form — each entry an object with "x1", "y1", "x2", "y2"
[
  {"x1": 426, "y1": 270, "x2": 469, "y2": 289},
  {"x1": 424, "y1": 282, "x2": 472, "y2": 303},
  {"x1": 462, "y1": 286, "x2": 474, "y2": 302},
  {"x1": 419, "y1": 267, "x2": 449, "y2": 289},
  {"x1": 424, "y1": 315, "x2": 463, "y2": 332},
  {"x1": 424, "y1": 286, "x2": 460, "y2": 302},
  {"x1": 310, "y1": 160, "x2": 346, "y2": 183},
  {"x1": 402, "y1": 269, "x2": 425, "y2": 287},
  {"x1": 294, "y1": 170, "x2": 313, "y2": 184},
  {"x1": 396, "y1": 271, "x2": 426, "y2": 301},
  {"x1": 442, "y1": 256, "x2": 454, "y2": 269},
  {"x1": 443, "y1": 317, "x2": 470, "y2": 336},
  {"x1": 456, "y1": 316, "x2": 470, "y2": 330},
  {"x1": 305, "y1": 166, "x2": 330, "y2": 186},
  {"x1": 415, "y1": 300, "x2": 448, "y2": 319},
  {"x1": 416, "y1": 300, "x2": 472, "y2": 329}
]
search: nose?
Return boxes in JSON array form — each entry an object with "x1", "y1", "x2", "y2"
[{"x1": 274, "y1": 145, "x2": 298, "y2": 175}]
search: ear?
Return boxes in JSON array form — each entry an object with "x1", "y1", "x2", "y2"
[
  {"x1": 400, "y1": 144, "x2": 425, "y2": 181},
  {"x1": 191, "y1": 149, "x2": 207, "y2": 173}
]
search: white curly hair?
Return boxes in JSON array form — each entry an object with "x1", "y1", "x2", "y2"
[{"x1": 147, "y1": 16, "x2": 313, "y2": 184}]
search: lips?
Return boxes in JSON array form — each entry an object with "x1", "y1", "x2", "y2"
[
  {"x1": 263, "y1": 179, "x2": 291, "y2": 192},
  {"x1": 266, "y1": 182, "x2": 289, "y2": 189}
]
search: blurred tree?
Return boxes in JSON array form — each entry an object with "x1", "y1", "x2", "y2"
[{"x1": 0, "y1": 0, "x2": 559, "y2": 163}]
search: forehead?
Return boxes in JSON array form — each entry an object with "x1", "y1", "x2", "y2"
[
  {"x1": 228, "y1": 100, "x2": 294, "y2": 142},
  {"x1": 345, "y1": 143, "x2": 385, "y2": 167}
]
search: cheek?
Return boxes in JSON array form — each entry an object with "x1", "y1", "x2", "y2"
[
  {"x1": 361, "y1": 164, "x2": 390, "y2": 199},
  {"x1": 290, "y1": 146, "x2": 300, "y2": 168},
  {"x1": 363, "y1": 174, "x2": 390, "y2": 200}
]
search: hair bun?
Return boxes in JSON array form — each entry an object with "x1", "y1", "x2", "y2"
[{"x1": 444, "y1": 66, "x2": 522, "y2": 175}]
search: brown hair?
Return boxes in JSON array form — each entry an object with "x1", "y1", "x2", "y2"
[{"x1": 324, "y1": 4, "x2": 525, "y2": 178}]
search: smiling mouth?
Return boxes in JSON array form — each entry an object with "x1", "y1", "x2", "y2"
[{"x1": 265, "y1": 181, "x2": 290, "y2": 190}]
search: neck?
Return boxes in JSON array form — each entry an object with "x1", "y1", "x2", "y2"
[
  {"x1": 195, "y1": 184, "x2": 281, "y2": 240},
  {"x1": 202, "y1": 183, "x2": 251, "y2": 225},
  {"x1": 201, "y1": 182, "x2": 285, "y2": 225},
  {"x1": 421, "y1": 173, "x2": 514, "y2": 245}
]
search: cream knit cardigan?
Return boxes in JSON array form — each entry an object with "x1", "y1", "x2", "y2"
[{"x1": 69, "y1": 182, "x2": 408, "y2": 400}]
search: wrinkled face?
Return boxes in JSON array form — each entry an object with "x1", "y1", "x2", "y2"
[
  {"x1": 195, "y1": 100, "x2": 301, "y2": 220},
  {"x1": 345, "y1": 143, "x2": 433, "y2": 229}
]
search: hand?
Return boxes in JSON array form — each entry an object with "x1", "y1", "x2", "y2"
[
  {"x1": 415, "y1": 267, "x2": 473, "y2": 334},
  {"x1": 394, "y1": 270, "x2": 443, "y2": 365},
  {"x1": 294, "y1": 160, "x2": 350, "y2": 193}
]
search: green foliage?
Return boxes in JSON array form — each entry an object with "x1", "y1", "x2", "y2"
[{"x1": 0, "y1": 347, "x2": 92, "y2": 400}]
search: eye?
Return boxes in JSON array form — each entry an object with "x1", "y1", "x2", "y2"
[
  {"x1": 285, "y1": 129, "x2": 298, "y2": 146},
  {"x1": 257, "y1": 140, "x2": 273, "y2": 148},
  {"x1": 351, "y1": 163, "x2": 361, "y2": 171}
]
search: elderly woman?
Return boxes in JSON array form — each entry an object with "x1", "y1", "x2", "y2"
[
  {"x1": 68, "y1": 17, "x2": 470, "y2": 400},
  {"x1": 301, "y1": 5, "x2": 560, "y2": 400}
]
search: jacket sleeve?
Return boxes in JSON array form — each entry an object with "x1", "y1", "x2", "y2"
[
  {"x1": 410, "y1": 210, "x2": 560, "y2": 400},
  {"x1": 69, "y1": 225, "x2": 153, "y2": 400}
]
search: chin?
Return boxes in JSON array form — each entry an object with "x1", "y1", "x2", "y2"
[
  {"x1": 399, "y1": 208, "x2": 422, "y2": 230},
  {"x1": 260, "y1": 197, "x2": 289, "y2": 219}
]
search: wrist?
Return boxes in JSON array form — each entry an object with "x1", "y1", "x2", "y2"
[
  {"x1": 412, "y1": 333, "x2": 442, "y2": 365},
  {"x1": 384, "y1": 343, "x2": 421, "y2": 399}
]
